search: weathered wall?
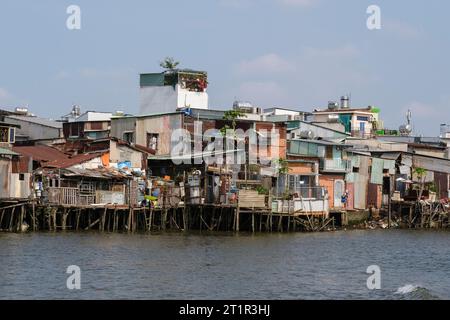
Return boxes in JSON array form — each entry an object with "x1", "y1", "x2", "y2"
[
  {"x1": 367, "y1": 183, "x2": 382, "y2": 209},
  {"x1": 0, "y1": 158, "x2": 11, "y2": 198},
  {"x1": 70, "y1": 155, "x2": 106, "y2": 170},
  {"x1": 140, "y1": 86, "x2": 178, "y2": 114},
  {"x1": 5, "y1": 118, "x2": 62, "y2": 141},
  {"x1": 9, "y1": 173, "x2": 31, "y2": 199},
  {"x1": 288, "y1": 161, "x2": 316, "y2": 175},
  {"x1": 109, "y1": 140, "x2": 144, "y2": 170},
  {"x1": 110, "y1": 117, "x2": 137, "y2": 142},
  {"x1": 319, "y1": 174, "x2": 346, "y2": 209},
  {"x1": 135, "y1": 114, "x2": 183, "y2": 155}
]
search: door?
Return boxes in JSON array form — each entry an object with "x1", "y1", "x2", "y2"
[
  {"x1": 334, "y1": 180, "x2": 345, "y2": 208},
  {"x1": 359, "y1": 122, "x2": 366, "y2": 137}
]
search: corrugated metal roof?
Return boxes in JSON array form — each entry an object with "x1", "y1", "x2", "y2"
[
  {"x1": 0, "y1": 121, "x2": 21, "y2": 128},
  {"x1": 44, "y1": 152, "x2": 106, "y2": 169},
  {"x1": 380, "y1": 152, "x2": 401, "y2": 160},
  {"x1": 6, "y1": 115, "x2": 63, "y2": 128},
  {"x1": 12, "y1": 145, "x2": 69, "y2": 162},
  {"x1": 61, "y1": 167, "x2": 131, "y2": 180},
  {"x1": 290, "y1": 139, "x2": 347, "y2": 146},
  {"x1": 0, "y1": 147, "x2": 19, "y2": 156}
]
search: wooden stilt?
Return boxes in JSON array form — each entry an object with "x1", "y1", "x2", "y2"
[
  {"x1": 32, "y1": 202, "x2": 36, "y2": 231},
  {"x1": 149, "y1": 208, "x2": 153, "y2": 231},
  {"x1": 0, "y1": 209, "x2": 4, "y2": 230},
  {"x1": 252, "y1": 212, "x2": 255, "y2": 233},
  {"x1": 76, "y1": 209, "x2": 81, "y2": 231},
  {"x1": 17, "y1": 205, "x2": 25, "y2": 232},
  {"x1": 101, "y1": 208, "x2": 107, "y2": 232},
  {"x1": 278, "y1": 215, "x2": 283, "y2": 232},
  {"x1": 62, "y1": 208, "x2": 68, "y2": 231},
  {"x1": 236, "y1": 207, "x2": 240, "y2": 232},
  {"x1": 162, "y1": 209, "x2": 167, "y2": 231},
  {"x1": 9, "y1": 207, "x2": 16, "y2": 232}
]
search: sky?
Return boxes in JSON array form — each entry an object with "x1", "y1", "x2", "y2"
[{"x1": 0, "y1": 0, "x2": 449, "y2": 136}]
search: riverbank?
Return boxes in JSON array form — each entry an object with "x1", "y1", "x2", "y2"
[{"x1": 1, "y1": 201, "x2": 448, "y2": 234}]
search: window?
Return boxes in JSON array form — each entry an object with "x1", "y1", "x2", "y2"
[
  {"x1": 325, "y1": 146, "x2": 333, "y2": 159},
  {"x1": 89, "y1": 122, "x2": 103, "y2": 130},
  {"x1": 19, "y1": 174, "x2": 25, "y2": 181},
  {"x1": 357, "y1": 116, "x2": 369, "y2": 121},
  {"x1": 9, "y1": 128, "x2": 15, "y2": 143},
  {"x1": 147, "y1": 133, "x2": 159, "y2": 151},
  {"x1": 123, "y1": 132, "x2": 134, "y2": 144},
  {"x1": 0, "y1": 127, "x2": 8, "y2": 142}
]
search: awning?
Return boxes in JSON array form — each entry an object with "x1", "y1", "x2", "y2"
[
  {"x1": 0, "y1": 147, "x2": 19, "y2": 156},
  {"x1": 381, "y1": 152, "x2": 401, "y2": 160}
]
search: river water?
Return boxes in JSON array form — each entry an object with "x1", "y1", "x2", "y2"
[{"x1": 0, "y1": 230, "x2": 449, "y2": 300}]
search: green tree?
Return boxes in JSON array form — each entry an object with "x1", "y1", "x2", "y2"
[
  {"x1": 220, "y1": 109, "x2": 247, "y2": 136},
  {"x1": 159, "y1": 57, "x2": 179, "y2": 70},
  {"x1": 414, "y1": 167, "x2": 427, "y2": 200}
]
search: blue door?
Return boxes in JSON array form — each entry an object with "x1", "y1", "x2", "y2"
[{"x1": 359, "y1": 122, "x2": 365, "y2": 137}]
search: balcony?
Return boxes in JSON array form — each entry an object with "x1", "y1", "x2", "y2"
[
  {"x1": 320, "y1": 159, "x2": 351, "y2": 173},
  {"x1": 351, "y1": 130, "x2": 373, "y2": 139}
]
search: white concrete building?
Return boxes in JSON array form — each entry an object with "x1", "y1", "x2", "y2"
[{"x1": 139, "y1": 69, "x2": 208, "y2": 114}]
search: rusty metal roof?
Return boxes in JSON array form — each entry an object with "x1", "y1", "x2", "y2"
[
  {"x1": 12, "y1": 145, "x2": 69, "y2": 162},
  {"x1": 60, "y1": 167, "x2": 131, "y2": 180},
  {"x1": 44, "y1": 152, "x2": 106, "y2": 169}
]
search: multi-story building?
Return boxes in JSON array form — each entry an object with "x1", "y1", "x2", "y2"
[{"x1": 311, "y1": 96, "x2": 382, "y2": 138}]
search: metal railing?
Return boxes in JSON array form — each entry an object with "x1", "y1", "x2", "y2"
[
  {"x1": 351, "y1": 130, "x2": 373, "y2": 138},
  {"x1": 320, "y1": 159, "x2": 351, "y2": 172},
  {"x1": 272, "y1": 186, "x2": 327, "y2": 200}
]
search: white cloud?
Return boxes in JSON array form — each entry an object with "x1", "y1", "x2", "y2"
[
  {"x1": 236, "y1": 53, "x2": 293, "y2": 75},
  {"x1": 238, "y1": 81, "x2": 287, "y2": 105},
  {"x1": 303, "y1": 44, "x2": 360, "y2": 59},
  {"x1": 229, "y1": 44, "x2": 375, "y2": 110}
]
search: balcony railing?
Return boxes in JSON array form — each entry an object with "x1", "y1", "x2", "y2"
[
  {"x1": 351, "y1": 130, "x2": 373, "y2": 138},
  {"x1": 320, "y1": 159, "x2": 351, "y2": 173},
  {"x1": 272, "y1": 186, "x2": 327, "y2": 200}
]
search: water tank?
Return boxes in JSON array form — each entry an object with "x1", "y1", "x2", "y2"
[
  {"x1": 71, "y1": 105, "x2": 81, "y2": 117},
  {"x1": 299, "y1": 130, "x2": 315, "y2": 139},
  {"x1": 440, "y1": 123, "x2": 450, "y2": 138},
  {"x1": 340, "y1": 96, "x2": 350, "y2": 109},
  {"x1": 233, "y1": 101, "x2": 253, "y2": 109},
  {"x1": 328, "y1": 101, "x2": 339, "y2": 110},
  {"x1": 399, "y1": 124, "x2": 412, "y2": 136},
  {"x1": 232, "y1": 101, "x2": 259, "y2": 114},
  {"x1": 15, "y1": 107, "x2": 28, "y2": 115}
]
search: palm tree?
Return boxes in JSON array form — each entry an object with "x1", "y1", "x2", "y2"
[{"x1": 159, "y1": 57, "x2": 179, "y2": 70}]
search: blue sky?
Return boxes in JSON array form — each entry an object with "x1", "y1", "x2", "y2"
[{"x1": 0, "y1": 0, "x2": 449, "y2": 136}]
